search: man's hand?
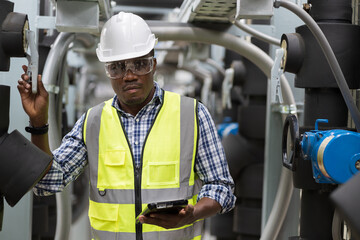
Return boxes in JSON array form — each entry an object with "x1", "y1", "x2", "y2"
[
  {"x1": 138, "y1": 204, "x2": 196, "y2": 229},
  {"x1": 138, "y1": 197, "x2": 222, "y2": 229},
  {"x1": 17, "y1": 65, "x2": 49, "y2": 127}
]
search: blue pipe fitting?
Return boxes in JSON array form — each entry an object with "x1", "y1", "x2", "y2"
[{"x1": 301, "y1": 119, "x2": 360, "y2": 184}]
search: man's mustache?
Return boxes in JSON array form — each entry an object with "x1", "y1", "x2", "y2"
[{"x1": 123, "y1": 82, "x2": 142, "y2": 91}]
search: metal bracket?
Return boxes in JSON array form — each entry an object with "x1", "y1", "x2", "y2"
[
  {"x1": 44, "y1": 84, "x2": 60, "y2": 94},
  {"x1": 235, "y1": 0, "x2": 273, "y2": 19},
  {"x1": 222, "y1": 68, "x2": 234, "y2": 109},
  {"x1": 201, "y1": 76, "x2": 212, "y2": 107},
  {"x1": 270, "y1": 48, "x2": 285, "y2": 105},
  {"x1": 272, "y1": 104, "x2": 298, "y2": 114},
  {"x1": 25, "y1": 30, "x2": 39, "y2": 94}
]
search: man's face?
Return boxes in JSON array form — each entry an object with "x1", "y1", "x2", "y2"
[{"x1": 107, "y1": 54, "x2": 157, "y2": 111}]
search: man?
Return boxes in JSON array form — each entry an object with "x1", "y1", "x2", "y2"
[{"x1": 17, "y1": 12, "x2": 235, "y2": 240}]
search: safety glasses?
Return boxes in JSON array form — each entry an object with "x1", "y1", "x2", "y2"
[{"x1": 105, "y1": 57, "x2": 154, "y2": 79}]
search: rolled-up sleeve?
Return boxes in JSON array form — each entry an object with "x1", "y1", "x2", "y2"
[
  {"x1": 33, "y1": 114, "x2": 88, "y2": 196},
  {"x1": 195, "y1": 103, "x2": 236, "y2": 214}
]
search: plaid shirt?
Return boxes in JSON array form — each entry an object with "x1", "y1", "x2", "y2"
[{"x1": 34, "y1": 82, "x2": 236, "y2": 213}]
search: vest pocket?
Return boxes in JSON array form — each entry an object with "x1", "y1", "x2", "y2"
[
  {"x1": 98, "y1": 149, "x2": 134, "y2": 189},
  {"x1": 89, "y1": 201, "x2": 119, "y2": 232},
  {"x1": 146, "y1": 162, "x2": 179, "y2": 187},
  {"x1": 104, "y1": 150, "x2": 125, "y2": 166},
  {"x1": 89, "y1": 200, "x2": 136, "y2": 233}
]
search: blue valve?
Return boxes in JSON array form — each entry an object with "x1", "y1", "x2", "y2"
[
  {"x1": 315, "y1": 119, "x2": 328, "y2": 130},
  {"x1": 300, "y1": 119, "x2": 360, "y2": 184},
  {"x1": 217, "y1": 117, "x2": 238, "y2": 139}
]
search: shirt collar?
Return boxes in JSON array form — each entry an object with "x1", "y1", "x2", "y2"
[{"x1": 111, "y1": 81, "x2": 163, "y2": 114}]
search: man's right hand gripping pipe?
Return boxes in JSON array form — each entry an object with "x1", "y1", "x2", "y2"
[{"x1": 17, "y1": 65, "x2": 53, "y2": 165}]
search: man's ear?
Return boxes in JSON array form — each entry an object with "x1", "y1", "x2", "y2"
[{"x1": 153, "y1": 57, "x2": 157, "y2": 70}]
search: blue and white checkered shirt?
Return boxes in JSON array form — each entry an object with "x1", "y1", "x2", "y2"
[{"x1": 34, "y1": 82, "x2": 236, "y2": 213}]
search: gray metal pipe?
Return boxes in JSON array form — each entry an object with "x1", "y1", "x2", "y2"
[
  {"x1": 42, "y1": 31, "x2": 96, "y2": 240},
  {"x1": 42, "y1": 32, "x2": 75, "y2": 240},
  {"x1": 42, "y1": 31, "x2": 95, "y2": 240},
  {"x1": 149, "y1": 24, "x2": 295, "y2": 240},
  {"x1": 43, "y1": 32, "x2": 75, "y2": 147},
  {"x1": 150, "y1": 24, "x2": 295, "y2": 105},
  {"x1": 233, "y1": 20, "x2": 281, "y2": 46},
  {"x1": 260, "y1": 163, "x2": 294, "y2": 240}
]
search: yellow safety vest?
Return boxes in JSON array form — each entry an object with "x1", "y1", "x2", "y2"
[{"x1": 84, "y1": 90, "x2": 203, "y2": 240}]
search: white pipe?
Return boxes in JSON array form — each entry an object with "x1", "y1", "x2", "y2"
[
  {"x1": 42, "y1": 32, "x2": 95, "y2": 240},
  {"x1": 206, "y1": 58, "x2": 225, "y2": 76},
  {"x1": 260, "y1": 164, "x2": 294, "y2": 240},
  {"x1": 43, "y1": 32, "x2": 75, "y2": 147},
  {"x1": 233, "y1": 19, "x2": 281, "y2": 46},
  {"x1": 42, "y1": 32, "x2": 75, "y2": 240},
  {"x1": 149, "y1": 24, "x2": 295, "y2": 105}
]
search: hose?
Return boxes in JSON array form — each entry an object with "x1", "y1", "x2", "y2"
[
  {"x1": 260, "y1": 167, "x2": 294, "y2": 240},
  {"x1": 274, "y1": 0, "x2": 360, "y2": 133},
  {"x1": 232, "y1": 19, "x2": 281, "y2": 46}
]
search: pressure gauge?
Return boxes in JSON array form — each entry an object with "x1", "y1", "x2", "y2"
[{"x1": 282, "y1": 114, "x2": 301, "y2": 171}]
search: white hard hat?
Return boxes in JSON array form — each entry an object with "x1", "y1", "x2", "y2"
[{"x1": 96, "y1": 12, "x2": 157, "y2": 62}]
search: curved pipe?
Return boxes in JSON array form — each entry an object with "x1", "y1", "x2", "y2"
[
  {"x1": 274, "y1": 0, "x2": 360, "y2": 132},
  {"x1": 43, "y1": 32, "x2": 75, "y2": 147},
  {"x1": 206, "y1": 58, "x2": 225, "y2": 76},
  {"x1": 74, "y1": 33, "x2": 97, "y2": 49},
  {"x1": 260, "y1": 163, "x2": 294, "y2": 240},
  {"x1": 42, "y1": 32, "x2": 95, "y2": 240},
  {"x1": 182, "y1": 64, "x2": 212, "y2": 106},
  {"x1": 150, "y1": 24, "x2": 295, "y2": 240},
  {"x1": 233, "y1": 19, "x2": 281, "y2": 46},
  {"x1": 42, "y1": 32, "x2": 75, "y2": 240},
  {"x1": 150, "y1": 25, "x2": 294, "y2": 105}
]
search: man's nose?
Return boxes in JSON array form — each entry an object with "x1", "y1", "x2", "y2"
[{"x1": 123, "y1": 68, "x2": 136, "y2": 79}]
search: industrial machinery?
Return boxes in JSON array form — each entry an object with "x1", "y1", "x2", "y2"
[
  {"x1": 0, "y1": 0, "x2": 52, "y2": 233},
  {"x1": 1, "y1": 0, "x2": 360, "y2": 239},
  {"x1": 279, "y1": 0, "x2": 360, "y2": 239}
]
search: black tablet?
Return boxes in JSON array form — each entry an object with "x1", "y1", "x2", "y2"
[{"x1": 136, "y1": 199, "x2": 188, "y2": 223}]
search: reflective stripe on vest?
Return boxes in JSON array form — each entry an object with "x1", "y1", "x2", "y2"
[
  {"x1": 90, "y1": 220, "x2": 204, "y2": 240},
  {"x1": 84, "y1": 91, "x2": 203, "y2": 239}
]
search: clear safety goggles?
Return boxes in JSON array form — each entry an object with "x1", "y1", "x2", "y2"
[{"x1": 104, "y1": 57, "x2": 154, "y2": 79}]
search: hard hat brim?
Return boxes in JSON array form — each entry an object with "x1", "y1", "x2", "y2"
[{"x1": 96, "y1": 36, "x2": 157, "y2": 62}]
